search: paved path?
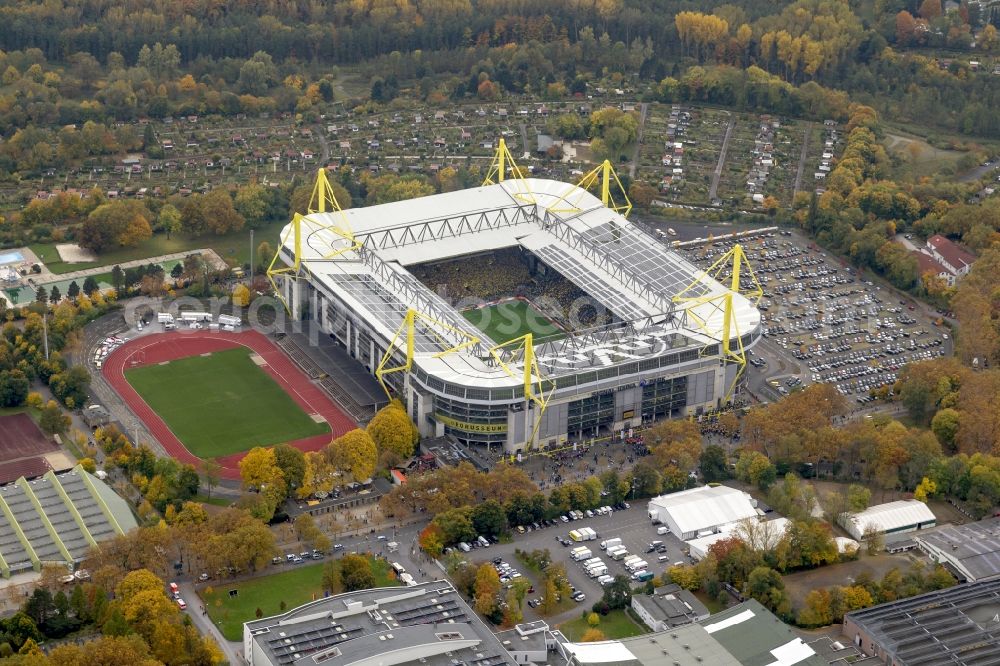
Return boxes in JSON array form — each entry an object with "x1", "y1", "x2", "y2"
[
  {"x1": 179, "y1": 580, "x2": 243, "y2": 666},
  {"x1": 792, "y1": 121, "x2": 812, "y2": 196},
  {"x1": 628, "y1": 103, "x2": 648, "y2": 179},
  {"x1": 36, "y1": 249, "x2": 228, "y2": 284},
  {"x1": 314, "y1": 125, "x2": 331, "y2": 163},
  {"x1": 708, "y1": 114, "x2": 735, "y2": 201}
]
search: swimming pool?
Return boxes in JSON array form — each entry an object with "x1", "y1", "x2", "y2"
[{"x1": 0, "y1": 250, "x2": 24, "y2": 266}]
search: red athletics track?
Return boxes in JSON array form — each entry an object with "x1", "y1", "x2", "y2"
[{"x1": 102, "y1": 330, "x2": 356, "y2": 479}]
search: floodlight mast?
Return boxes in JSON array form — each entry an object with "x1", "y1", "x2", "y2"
[
  {"x1": 266, "y1": 168, "x2": 360, "y2": 315},
  {"x1": 672, "y1": 243, "x2": 763, "y2": 402}
]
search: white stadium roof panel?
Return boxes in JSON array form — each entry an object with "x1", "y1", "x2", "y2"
[{"x1": 280, "y1": 177, "x2": 761, "y2": 389}]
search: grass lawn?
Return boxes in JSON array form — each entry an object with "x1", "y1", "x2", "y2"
[
  {"x1": 125, "y1": 347, "x2": 329, "y2": 458},
  {"x1": 558, "y1": 609, "x2": 648, "y2": 641},
  {"x1": 191, "y1": 493, "x2": 231, "y2": 507},
  {"x1": 29, "y1": 219, "x2": 287, "y2": 275},
  {"x1": 200, "y1": 557, "x2": 396, "y2": 641},
  {"x1": 461, "y1": 298, "x2": 564, "y2": 345}
]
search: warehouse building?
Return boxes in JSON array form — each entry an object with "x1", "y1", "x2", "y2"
[
  {"x1": 243, "y1": 581, "x2": 517, "y2": 666},
  {"x1": 686, "y1": 516, "x2": 791, "y2": 561},
  {"x1": 647, "y1": 486, "x2": 759, "y2": 540},
  {"x1": 559, "y1": 599, "x2": 826, "y2": 666},
  {"x1": 0, "y1": 466, "x2": 136, "y2": 578},
  {"x1": 915, "y1": 517, "x2": 1000, "y2": 582},
  {"x1": 843, "y1": 578, "x2": 1000, "y2": 665},
  {"x1": 631, "y1": 583, "x2": 710, "y2": 631},
  {"x1": 839, "y1": 500, "x2": 937, "y2": 541}
]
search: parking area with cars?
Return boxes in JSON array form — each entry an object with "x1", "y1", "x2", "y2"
[
  {"x1": 442, "y1": 503, "x2": 693, "y2": 622},
  {"x1": 677, "y1": 229, "x2": 950, "y2": 403}
]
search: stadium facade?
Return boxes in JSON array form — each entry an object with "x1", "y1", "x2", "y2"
[{"x1": 274, "y1": 176, "x2": 761, "y2": 453}]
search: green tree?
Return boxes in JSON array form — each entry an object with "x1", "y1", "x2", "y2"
[
  {"x1": 601, "y1": 575, "x2": 632, "y2": 610},
  {"x1": 699, "y1": 445, "x2": 729, "y2": 482},
  {"x1": 322, "y1": 560, "x2": 343, "y2": 593},
  {"x1": 67, "y1": 281, "x2": 80, "y2": 299},
  {"x1": 157, "y1": 204, "x2": 182, "y2": 240},
  {"x1": 80, "y1": 200, "x2": 153, "y2": 252},
  {"x1": 39, "y1": 400, "x2": 69, "y2": 435},
  {"x1": 471, "y1": 500, "x2": 507, "y2": 538},
  {"x1": 745, "y1": 566, "x2": 791, "y2": 617},
  {"x1": 273, "y1": 444, "x2": 306, "y2": 497},
  {"x1": 82, "y1": 276, "x2": 99, "y2": 296},
  {"x1": 847, "y1": 484, "x2": 871, "y2": 512},
  {"x1": 234, "y1": 183, "x2": 272, "y2": 228},
  {"x1": 340, "y1": 554, "x2": 375, "y2": 591}
]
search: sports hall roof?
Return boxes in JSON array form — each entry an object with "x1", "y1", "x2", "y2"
[
  {"x1": 0, "y1": 466, "x2": 136, "y2": 578},
  {"x1": 840, "y1": 500, "x2": 936, "y2": 540}
]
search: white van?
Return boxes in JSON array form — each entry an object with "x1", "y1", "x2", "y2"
[
  {"x1": 457, "y1": 542, "x2": 471, "y2": 552},
  {"x1": 477, "y1": 536, "x2": 490, "y2": 548},
  {"x1": 657, "y1": 526, "x2": 670, "y2": 535}
]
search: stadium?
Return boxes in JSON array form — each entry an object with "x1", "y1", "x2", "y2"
[{"x1": 270, "y1": 153, "x2": 762, "y2": 454}]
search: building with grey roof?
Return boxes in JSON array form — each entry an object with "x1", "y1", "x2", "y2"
[
  {"x1": 0, "y1": 465, "x2": 137, "y2": 578},
  {"x1": 243, "y1": 581, "x2": 517, "y2": 666},
  {"x1": 843, "y1": 578, "x2": 1000, "y2": 665},
  {"x1": 915, "y1": 518, "x2": 1000, "y2": 582},
  {"x1": 631, "y1": 583, "x2": 710, "y2": 631},
  {"x1": 556, "y1": 599, "x2": 825, "y2": 666},
  {"x1": 495, "y1": 621, "x2": 553, "y2": 664}
]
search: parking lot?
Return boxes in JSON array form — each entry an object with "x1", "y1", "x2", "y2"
[
  {"x1": 675, "y1": 229, "x2": 951, "y2": 404},
  {"x1": 447, "y1": 504, "x2": 690, "y2": 622}
]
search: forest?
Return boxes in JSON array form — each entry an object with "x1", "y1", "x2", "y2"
[{"x1": 0, "y1": 0, "x2": 997, "y2": 141}]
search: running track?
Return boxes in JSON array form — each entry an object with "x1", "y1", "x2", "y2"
[{"x1": 102, "y1": 331, "x2": 356, "y2": 479}]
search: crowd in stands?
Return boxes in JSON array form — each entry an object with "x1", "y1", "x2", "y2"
[{"x1": 410, "y1": 248, "x2": 612, "y2": 328}]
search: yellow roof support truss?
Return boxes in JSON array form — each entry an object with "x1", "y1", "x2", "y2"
[
  {"x1": 546, "y1": 160, "x2": 632, "y2": 218},
  {"x1": 488, "y1": 333, "x2": 551, "y2": 450},
  {"x1": 266, "y1": 168, "x2": 361, "y2": 314},
  {"x1": 374, "y1": 309, "x2": 483, "y2": 399},
  {"x1": 671, "y1": 244, "x2": 764, "y2": 404},
  {"x1": 482, "y1": 137, "x2": 535, "y2": 204}
]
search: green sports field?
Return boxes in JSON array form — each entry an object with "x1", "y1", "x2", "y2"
[
  {"x1": 125, "y1": 347, "x2": 329, "y2": 458},
  {"x1": 461, "y1": 299, "x2": 565, "y2": 345}
]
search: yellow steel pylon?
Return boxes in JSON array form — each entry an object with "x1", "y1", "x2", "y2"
[
  {"x1": 266, "y1": 168, "x2": 360, "y2": 314},
  {"x1": 547, "y1": 160, "x2": 632, "y2": 217},
  {"x1": 482, "y1": 137, "x2": 535, "y2": 204},
  {"x1": 374, "y1": 309, "x2": 482, "y2": 398},
  {"x1": 487, "y1": 334, "x2": 551, "y2": 449},
  {"x1": 672, "y1": 243, "x2": 763, "y2": 403}
]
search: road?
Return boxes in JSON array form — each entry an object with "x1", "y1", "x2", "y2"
[
  {"x1": 628, "y1": 103, "x2": 648, "y2": 179},
  {"x1": 958, "y1": 160, "x2": 999, "y2": 183},
  {"x1": 792, "y1": 122, "x2": 812, "y2": 196},
  {"x1": 708, "y1": 114, "x2": 735, "y2": 201},
  {"x1": 519, "y1": 122, "x2": 529, "y2": 158},
  {"x1": 314, "y1": 125, "x2": 331, "y2": 163}
]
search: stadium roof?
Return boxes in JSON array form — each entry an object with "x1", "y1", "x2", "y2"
[
  {"x1": 648, "y1": 486, "x2": 759, "y2": 536},
  {"x1": 284, "y1": 178, "x2": 760, "y2": 388},
  {"x1": 245, "y1": 581, "x2": 515, "y2": 666},
  {"x1": 845, "y1": 578, "x2": 1000, "y2": 665},
  {"x1": 0, "y1": 466, "x2": 136, "y2": 578},
  {"x1": 840, "y1": 500, "x2": 936, "y2": 540},
  {"x1": 915, "y1": 518, "x2": 1000, "y2": 582}
]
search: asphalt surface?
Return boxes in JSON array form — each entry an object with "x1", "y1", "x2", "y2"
[{"x1": 445, "y1": 504, "x2": 682, "y2": 626}]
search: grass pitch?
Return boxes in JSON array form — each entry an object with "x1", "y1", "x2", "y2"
[
  {"x1": 461, "y1": 299, "x2": 564, "y2": 345},
  {"x1": 125, "y1": 347, "x2": 329, "y2": 458}
]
